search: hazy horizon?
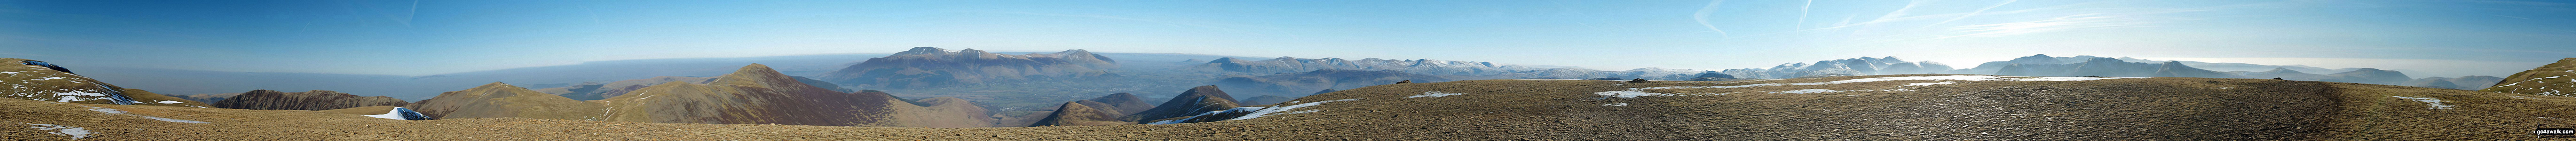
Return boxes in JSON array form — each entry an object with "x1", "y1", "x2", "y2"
[{"x1": 5, "y1": 0, "x2": 2570, "y2": 77}]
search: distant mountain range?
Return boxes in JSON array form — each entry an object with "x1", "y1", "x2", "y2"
[
  {"x1": 1718, "y1": 57, "x2": 1955, "y2": 79},
  {"x1": 412, "y1": 64, "x2": 993, "y2": 127},
  {"x1": 1213, "y1": 69, "x2": 1458, "y2": 97},
  {"x1": 818, "y1": 47, "x2": 1120, "y2": 89},
  {"x1": 1941, "y1": 54, "x2": 2499, "y2": 90}
]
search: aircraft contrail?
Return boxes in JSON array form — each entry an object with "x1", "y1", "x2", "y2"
[
  {"x1": 1694, "y1": 0, "x2": 1732, "y2": 37},
  {"x1": 1796, "y1": 0, "x2": 1813, "y2": 30}
]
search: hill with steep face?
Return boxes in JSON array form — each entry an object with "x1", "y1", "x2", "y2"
[
  {"x1": 594, "y1": 64, "x2": 991, "y2": 127},
  {"x1": 1027, "y1": 100, "x2": 1132, "y2": 127},
  {"x1": 997, "y1": 92, "x2": 1158, "y2": 127},
  {"x1": 9, "y1": 74, "x2": 2573, "y2": 140},
  {"x1": 818, "y1": 47, "x2": 1118, "y2": 89},
  {"x1": 210, "y1": 90, "x2": 410, "y2": 110},
  {"x1": 1213, "y1": 69, "x2": 1457, "y2": 97},
  {"x1": 1123, "y1": 85, "x2": 1241, "y2": 122},
  {"x1": 2, "y1": 58, "x2": 208, "y2": 108},
  {"x1": 2484, "y1": 58, "x2": 2576, "y2": 96},
  {"x1": 1082, "y1": 93, "x2": 1155, "y2": 115},
  {"x1": 409, "y1": 82, "x2": 604, "y2": 120}
]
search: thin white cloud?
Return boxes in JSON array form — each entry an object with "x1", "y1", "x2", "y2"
[
  {"x1": 1795, "y1": 0, "x2": 1813, "y2": 30},
  {"x1": 1940, "y1": 13, "x2": 2152, "y2": 39},
  {"x1": 1693, "y1": 0, "x2": 1732, "y2": 37},
  {"x1": 1915, "y1": 0, "x2": 2019, "y2": 30}
]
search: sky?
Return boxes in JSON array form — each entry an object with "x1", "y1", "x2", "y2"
[{"x1": 1, "y1": 0, "x2": 2570, "y2": 77}]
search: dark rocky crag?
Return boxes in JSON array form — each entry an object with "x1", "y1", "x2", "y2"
[
  {"x1": 817, "y1": 47, "x2": 1118, "y2": 89},
  {"x1": 211, "y1": 90, "x2": 410, "y2": 110}
]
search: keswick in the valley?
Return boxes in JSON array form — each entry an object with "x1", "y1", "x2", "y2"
[{"x1": 5, "y1": 0, "x2": 2572, "y2": 140}]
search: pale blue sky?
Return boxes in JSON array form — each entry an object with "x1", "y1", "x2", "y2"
[{"x1": 2, "y1": 0, "x2": 2569, "y2": 77}]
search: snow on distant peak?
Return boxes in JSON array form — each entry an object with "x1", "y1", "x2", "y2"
[
  {"x1": 1593, "y1": 75, "x2": 2140, "y2": 98},
  {"x1": 25, "y1": 123, "x2": 94, "y2": 139},
  {"x1": 1406, "y1": 91, "x2": 1465, "y2": 98},
  {"x1": 2390, "y1": 96, "x2": 2455, "y2": 109}
]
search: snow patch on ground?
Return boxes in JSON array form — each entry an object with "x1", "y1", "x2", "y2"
[
  {"x1": 1149, "y1": 107, "x2": 1267, "y2": 124},
  {"x1": 1905, "y1": 82, "x2": 1954, "y2": 86},
  {"x1": 1406, "y1": 91, "x2": 1465, "y2": 98},
  {"x1": 1508, "y1": 79, "x2": 1617, "y2": 81},
  {"x1": 1767, "y1": 89, "x2": 1913, "y2": 94},
  {"x1": 1595, "y1": 90, "x2": 1680, "y2": 98},
  {"x1": 26, "y1": 123, "x2": 93, "y2": 139},
  {"x1": 1229, "y1": 98, "x2": 1361, "y2": 121},
  {"x1": 1602, "y1": 103, "x2": 1629, "y2": 106},
  {"x1": 37, "y1": 76, "x2": 65, "y2": 80},
  {"x1": 83, "y1": 106, "x2": 209, "y2": 123},
  {"x1": 364, "y1": 107, "x2": 414, "y2": 120},
  {"x1": 1771, "y1": 89, "x2": 1847, "y2": 94},
  {"x1": 2390, "y1": 96, "x2": 2455, "y2": 109},
  {"x1": 156, "y1": 100, "x2": 183, "y2": 104},
  {"x1": 55, "y1": 91, "x2": 105, "y2": 96}
]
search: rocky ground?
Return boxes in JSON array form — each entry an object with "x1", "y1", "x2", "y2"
[{"x1": 6, "y1": 74, "x2": 2572, "y2": 140}]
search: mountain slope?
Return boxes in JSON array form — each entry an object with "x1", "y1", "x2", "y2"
[
  {"x1": 3, "y1": 58, "x2": 208, "y2": 108},
  {"x1": 2483, "y1": 58, "x2": 2576, "y2": 96},
  {"x1": 1239, "y1": 95, "x2": 1293, "y2": 106},
  {"x1": 210, "y1": 90, "x2": 410, "y2": 110},
  {"x1": 1123, "y1": 85, "x2": 1241, "y2": 122},
  {"x1": 594, "y1": 64, "x2": 992, "y2": 127},
  {"x1": 818, "y1": 47, "x2": 1118, "y2": 89},
  {"x1": 1027, "y1": 100, "x2": 1131, "y2": 126},
  {"x1": 409, "y1": 82, "x2": 604, "y2": 120}
]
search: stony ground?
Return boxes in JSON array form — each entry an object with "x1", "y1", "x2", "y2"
[{"x1": 6, "y1": 74, "x2": 2573, "y2": 140}]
